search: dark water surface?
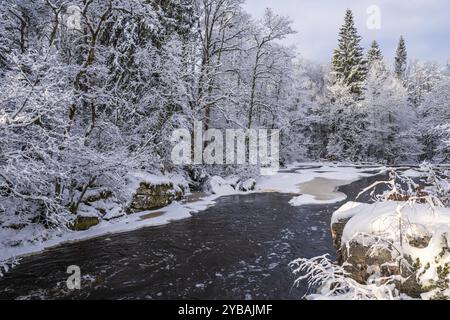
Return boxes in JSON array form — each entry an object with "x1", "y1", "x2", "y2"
[{"x1": 0, "y1": 173, "x2": 384, "y2": 300}]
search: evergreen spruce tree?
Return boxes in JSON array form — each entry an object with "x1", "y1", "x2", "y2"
[
  {"x1": 331, "y1": 9, "x2": 367, "y2": 96},
  {"x1": 367, "y1": 40, "x2": 383, "y2": 67},
  {"x1": 394, "y1": 36, "x2": 408, "y2": 79}
]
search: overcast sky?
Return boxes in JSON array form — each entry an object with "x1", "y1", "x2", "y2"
[{"x1": 243, "y1": 0, "x2": 450, "y2": 65}]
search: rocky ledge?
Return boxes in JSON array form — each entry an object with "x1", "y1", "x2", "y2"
[
  {"x1": 128, "y1": 182, "x2": 185, "y2": 213},
  {"x1": 331, "y1": 201, "x2": 450, "y2": 299}
]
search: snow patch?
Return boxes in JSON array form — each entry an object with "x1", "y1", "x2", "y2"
[
  {"x1": 257, "y1": 163, "x2": 385, "y2": 206},
  {"x1": 209, "y1": 176, "x2": 236, "y2": 195},
  {"x1": 336, "y1": 201, "x2": 450, "y2": 244},
  {"x1": 289, "y1": 178, "x2": 349, "y2": 206},
  {"x1": 401, "y1": 169, "x2": 424, "y2": 178}
]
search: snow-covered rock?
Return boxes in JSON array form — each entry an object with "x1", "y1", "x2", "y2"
[
  {"x1": 208, "y1": 176, "x2": 236, "y2": 195},
  {"x1": 331, "y1": 201, "x2": 450, "y2": 299},
  {"x1": 129, "y1": 182, "x2": 185, "y2": 213},
  {"x1": 331, "y1": 202, "x2": 367, "y2": 263},
  {"x1": 126, "y1": 171, "x2": 188, "y2": 213}
]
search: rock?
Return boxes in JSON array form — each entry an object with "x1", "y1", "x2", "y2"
[
  {"x1": 332, "y1": 212, "x2": 426, "y2": 297},
  {"x1": 331, "y1": 202, "x2": 365, "y2": 261},
  {"x1": 407, "y1": 235, "x2": 431, "y2": 249},
  {"x1": 83, "y1": 189, "x2": 113, "y2": 204},
  {"x1": 330, "y1": 202, "x2": 450, "y2": 298},
  {"x1": 226, "y1": 177, "x2": 241, "y2": 189},
  {"x1": 208, "y1": 176, "x2": 235, "y2": 195},
  {"x1": 341, "y1": 239, "x2": 396, "y2": 284},
  {"x1": 397, "y1": 271, "x2": 424, "y2": 298},
  {"x1": 69, "y1": 216, "x2": 100, "y2": 231},
  {"x1": 128, "y1": 182, "x2": 184, "y2": 213},
  {"x1": 406, "y1": 224, "x2": 432, "y2": 248},
  {"x1": 331, "y1": 217, "x2": 352, "y2": 264},
  {"x1": 341, "y1": 239, "x2": 424, "y2": 297}
]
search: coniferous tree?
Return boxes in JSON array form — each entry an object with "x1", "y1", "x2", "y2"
[
  {"x1": 394, "y1": 36, "x2": 408, "y2": 79},
  {"x1": 331, "y1": 9, "x2": 367, "y2": 96},
  {"x1": 367, "y1": 40, "x2": 383, "y2": 67}
]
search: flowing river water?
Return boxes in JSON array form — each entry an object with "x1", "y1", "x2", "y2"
[{"x1": 0, "y1": 169, "x2": 385, "y2": 300}]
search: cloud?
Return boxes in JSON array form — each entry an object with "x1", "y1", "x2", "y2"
[{"x1": 242, "y1": 0, "x2": 450, "y2": 64}]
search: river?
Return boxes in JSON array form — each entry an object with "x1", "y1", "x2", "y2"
[{"x1": 0, "y1": 170, "x2": 385, "y2": 300}]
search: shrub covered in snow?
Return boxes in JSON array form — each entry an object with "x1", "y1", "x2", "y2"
[{"x1": 290, "y1": 254, "x2": 402, "y2": 300}]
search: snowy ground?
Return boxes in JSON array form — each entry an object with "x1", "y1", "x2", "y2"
[{"x1": 0, "y1": 162, "x2": 387, "y2": 274}]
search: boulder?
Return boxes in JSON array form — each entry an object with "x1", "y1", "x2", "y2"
[
  {"x1": 128, "y1": 182, "x2": 184, "y2": 213},
  {"x1": 333, "y1": 217, "x2": 427, "y2": 298},
  {"x1": 208, "y1": 176, "x2": 235, "y2": 195},
  {"x1": 341, "y1": 239, "x2": 424, "y2": 298},
  {"x1": 341, "y1": 239, "x2": 395, "y2": 284},
  {"x1": 69, "y1": 216, "x2": 100, "y2": 231},
  {"x1": 331, "y1": 217, "x2": 352, "y2": 264},
  {"x1": 331, "y1": 201, "x2": 365, "y2": 263},
  {"x1": 330, "y1": 201, "x2": 450, "y2": 299}
]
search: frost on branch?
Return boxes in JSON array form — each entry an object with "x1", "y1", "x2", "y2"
[{"x1": 290, "y1": 254, "x2": 400, "y2": 300}]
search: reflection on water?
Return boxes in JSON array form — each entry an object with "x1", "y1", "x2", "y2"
[{"x1": 0, "y1": 173, "x2": 386, "y2": 300}]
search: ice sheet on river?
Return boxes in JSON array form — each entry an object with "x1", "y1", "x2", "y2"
[{"x1": 257, "y1": 164, "x2": 385, "y2": 206}]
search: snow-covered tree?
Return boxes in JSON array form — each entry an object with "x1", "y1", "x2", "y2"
[
  {"x1": 362, "y1": 61, "x2": 420, "y2": 163},
  {"x1": 281, "y1": 60, "x2": 325, "y2": 162},
  {"x1": 194, "y1": 0, "x2": 247, "y2": 132},
  {"x1": 367, "y1": 40, "x2": 383, "y2": 67},
  {"x1": 0, "y1": 0, "x2": 199, "y2": 228},
  {"x1": 323, "y1": 76, "x2": 366, "y2": 161},
  {"x1": 394, "y1": 36, "x2": 407, "y2": 80},
  {"x1": 405, "y1": 60, "x2": 443, "y2": 108},
  {"x1": 331, "y1": 9, "x2": 367, "y2": 96},
  {"x1": 245, "y1": 8, "x2": 295, "y2": 129},
  {"x1": 418, "y1": 76, "x2": 450, "y2": 162}
]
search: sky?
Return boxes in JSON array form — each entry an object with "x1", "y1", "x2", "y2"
[{"x1": 243, "y1": 0, "x2": 450, "y2": 65}]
